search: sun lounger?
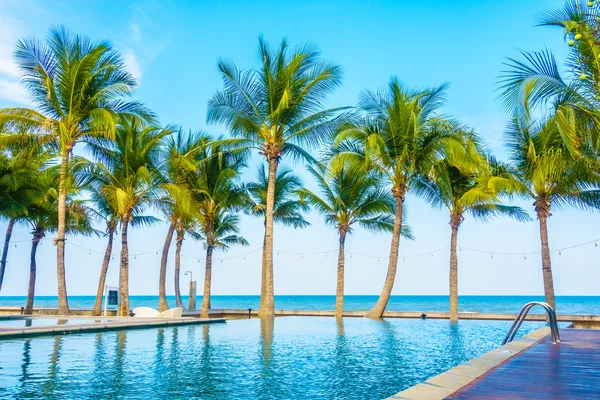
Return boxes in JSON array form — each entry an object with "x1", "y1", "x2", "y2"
[{"x1": 131, "y1": 306, "x2": 183, "y2": 318}]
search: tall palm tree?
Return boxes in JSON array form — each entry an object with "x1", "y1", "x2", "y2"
[
  {"x1": 335, "y1": 78, "x2": 466, "y2": 318},
  {"x1": 22, "y1": 166, "x2": 95, "y2": 314},
  {"x1": 298, "y1": 160, "x2": 413, "y2": 318},
  {"x1": 485, "y1": 99, "x2": 600, "y2": 311},
  {"x1": 84, "y1": 117, "x2": 169, "y2": 316},
  {"x1": 245, "y1": 165, "x2": 310, "y2": 311},
  {"x1": 0, "y1": 26, "x2": 152, "y2": 314},
  {"x1": 158, "y1": 130, "x2": 209, "y2": 311},
  {"x1": 207, "y1": 37, "x2": 346, "y2": 317},
  {"x1": 192, "y1": 141, "x2": 248, "y2": 318},
  {"x1": 0, "y1": 143, "x2": 48, "y2": 292},
  {"x1": 413, "y1": 134, "x2": 530, "y2": 321}
]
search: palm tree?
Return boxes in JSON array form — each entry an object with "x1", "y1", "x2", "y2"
[
  {"x1": 498, "y1": 2, "x2": 600, "y2": 153},
  {"x1": 298, "y1": 160, "x2": 413, "y2": 318},
  {"x1": 207, "y1": 37, "x2": 346, "y2": 317},
  {"x1": 484, "y1": 100, "x2": 600, "y2": 311},
  {"x1": 335, "y1": 78, "x2": 466, "y2": 318},
  {"x1": 88, "y1": 189, "x2": 118, "y2": 316},
  {"x1": 192, "y1": 141, "x2": 248, "y2": 318},
  {"x1": 22, "y1": 165, "x2": 95, "y2": 314},
  {"x1": 245, "y1": 165, "x2": 310, "y2": 311},
  {"x1": 84, "y1": 117, "x2": 169, "y2": 316},
  {"x1": 0, "y1": 143, "x2": 48, "y2": 293},
  {"x1": 0, "y1": 26, "x2": 152, "y2": 314},
  {"x1": 157, "y1": 130, "x2": 209, "y2": 311},
  {"x1": 413, "y1": 134, "x2": 530, "y2": 321}
]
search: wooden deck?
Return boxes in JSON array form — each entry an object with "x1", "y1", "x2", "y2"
[{"x1": 446, "y1": 329, "x2": 600, "y2": 399}]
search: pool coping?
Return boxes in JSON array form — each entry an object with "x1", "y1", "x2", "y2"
[
  {"x1": 387, "y1": 325, "x2": 552, "y2": 400},
  {"x1": 0, "y1": 315, "x2": 226, "y2": 339}
]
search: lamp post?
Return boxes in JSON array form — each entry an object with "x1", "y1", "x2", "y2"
[{"x1": 184, "y1": 271, "x2": 196, "y2": 310}]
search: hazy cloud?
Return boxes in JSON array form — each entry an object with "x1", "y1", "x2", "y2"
[
  {"x1": 0, "y1": 16, "x2": 30, "y2": 105},
  {"x1": 122, "y1": 50, "x2": 142, "y2": 81}
]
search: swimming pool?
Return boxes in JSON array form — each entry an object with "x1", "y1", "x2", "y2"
[{"x1": 0, "y1": 317, "x2": 543, "y2": 399}]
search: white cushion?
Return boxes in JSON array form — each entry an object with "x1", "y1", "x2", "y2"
[
  {"x1": 132, "y1": 307, "x2": 160, "y2": 318},
  {"x1": 156, "y1": 308, "x2": 183, "y2": 319}
]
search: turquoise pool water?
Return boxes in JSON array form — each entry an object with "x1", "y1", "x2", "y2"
[{"x1": 0, "y1": 317, "x2": 544, "y2": 399}]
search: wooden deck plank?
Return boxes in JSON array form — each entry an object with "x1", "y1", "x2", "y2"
[{"x1": 446, "y1": 329, "x2": 600, "y2": 399}]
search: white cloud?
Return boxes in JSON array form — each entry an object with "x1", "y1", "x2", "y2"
[
  {"x1": 0, "y1": 16, "x2": 28, "y2": 104},
  {"x1": 0, "y1": 80, "x2": 30, "y2": 105},
  {"x1": 122, "y1": 50, "x2": 142, "y2": 82},
  {"x1": 130, "y1": 23, "x2": 142, "y2": 44}
]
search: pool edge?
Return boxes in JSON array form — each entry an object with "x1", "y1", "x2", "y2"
[
  {"x1": 0, "y1": 317, "x2": 226, "y2": 339},
  {"x1": 387, "y1": 325, "x2": 551, "y2": 400}
]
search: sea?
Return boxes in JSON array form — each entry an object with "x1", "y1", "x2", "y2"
[{"x1": 0, "y1": 295, "x2": 598, "y2": 314}]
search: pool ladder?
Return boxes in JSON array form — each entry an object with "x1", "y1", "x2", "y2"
[{"x1": 502, "y1": 301, "x2": 560, "y2": 345}]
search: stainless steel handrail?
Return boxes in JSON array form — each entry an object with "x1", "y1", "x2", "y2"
[{"x1": 502, "y1": 301, "x2": 560, "y2": 345}]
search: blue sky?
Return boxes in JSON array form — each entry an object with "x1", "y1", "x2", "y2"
[{"x1": 1, "y1": 0, "x2": 599, "y2": 299}]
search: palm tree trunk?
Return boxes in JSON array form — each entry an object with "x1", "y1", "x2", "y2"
[
  {"x1": 92, "y1": 224, "x2": 115, "y2": 316},
  {"x1": 335, "y1": 229, "x2": 347, "y2": 319},
  {"x1": 0, "y1": 218, "x2": 15, "y2": 293},
  {"x1": 259, "y1": 229, "x2": 267, "y2": 312},
  {"x1": 119, "y1": 215, "x2": 131, "y2": 316},
  {"x1": 201, "y1": 245, "x2": 214, "y2": 318},
  {"x1": 260, "y1": 157, "x2": 278, "y2": 318},
  {"x1": 159, "y1": 219, "x2": 176, "y2": 312},
  {"x1": 536, "y1": 198, "x2": 556, "y2": 310},
  {"x1": 174, "y1": 228, "x2": 184, "y2": 309},
  {"x1": 365, "y1": 188, "x2": 404, "y2": 319},
  {"x1": 56, "y1": 150, "x2": 70, "y2": 315},
  {"x1": 25, "y1": 227, "x2": 43, "y2": 314},
  {"x1": 449, "y1": 214, "x2": 462, "y2": 322}
]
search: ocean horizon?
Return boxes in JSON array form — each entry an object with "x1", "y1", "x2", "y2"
[{"x1": 1, "y1": 295, "x2": 599, "y2": 315}]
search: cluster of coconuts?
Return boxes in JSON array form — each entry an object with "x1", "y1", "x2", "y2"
[{"x1": 567, "y1": 32, "x2": 588, "y2": 81}]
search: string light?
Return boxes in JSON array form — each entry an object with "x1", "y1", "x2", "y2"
[{"x1": 54, "y1": 236, "x2": 600, "y2": 265}]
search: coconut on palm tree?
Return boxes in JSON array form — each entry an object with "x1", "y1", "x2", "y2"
[
  {"x1": 298, "y1": 158, "x2": 413, "y2": 318},
  {"x1": 414, "y1": 133, "x2": 530, "y2": 321},
  {"x1": 207, "y1": 37, "x2": 346, "y2": 317},
  {"x1": 0, "y1": 26, "x2": 152, "y2": 314},
  {"x1": 192, "y1": 141, "x2": 248, "y2": 318},
  {"x1": 84, "y1": 117, "x2": 169, "y2": 316},
  {"x1": 335, "y1": 78, "x2": 467, "y2": 318},
  {"x1": 245, "y1": 165, "x2": 310, "y2": 311}
]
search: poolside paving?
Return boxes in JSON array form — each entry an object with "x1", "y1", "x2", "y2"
[
  {"x1": 0, "y1": 316, "x2": 226, "y2": 339},
  {"x1": 446, "y1": 328, "x2": 600, "y2": 399}
]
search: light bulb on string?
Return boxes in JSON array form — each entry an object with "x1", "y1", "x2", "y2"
[
  {"x1": 490, "y1": 253, "x2": 493, "y2": 259},
  {"x1": 524, "y1": 255, "x2": 527, "y2": 260}
]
